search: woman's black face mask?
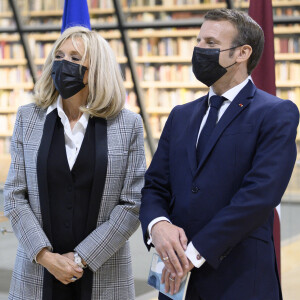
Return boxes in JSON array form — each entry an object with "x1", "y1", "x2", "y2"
[
  {"x1": 51, "y1": 60, "x2": 88, "y2": 99},
  {"x1": 192, "y1": 46, "x2": 240, "y2": 87}
]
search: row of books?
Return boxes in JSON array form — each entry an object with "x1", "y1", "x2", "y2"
[
  {"x1": 0, "y1": 90, "x2": 32, "y2": 108},
  {"x1": 0, "y1": 67, "x2": 32, "y2": 85},
  {"x1": 273, "y1": 7, "x2": 300, "y2": 17},
  {"x1": 276, "y1": 88, "x2": 300, "y2": 106},
  {"x1": 0, "y1": 0, "x2": 224, "y2": 13},
  {"x1": 0, "y1": 114, "x2": 16, "y2": 132},
  {"x1": 0, "y1": 42, "x2": 25, "y2": 59},
  {"x1": 24, "y1": 36, "x2": 300, "y2": 63},
  {"x1": 275, "y1": 62, "x2": 300, "y2": 81},
  {"x1": 122, "y1": 64, "x2": 196, "y2": 82},
  {"x1": 0, "y1": 137, "x2": 10, "y2": 154},
  {"x1": 126, "y1": 88, "x2": 207, "y2": 109},
  {"x1": 274, "y1": 37, "x2": 300, "y2": 54}
]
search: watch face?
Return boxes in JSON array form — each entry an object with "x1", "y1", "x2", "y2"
[{"x1": 75, "y1": 257, "x2": 81, "y2": 264}]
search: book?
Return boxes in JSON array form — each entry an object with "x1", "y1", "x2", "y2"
[{"x1": 148, "y1": 253, "x2": 191, "y2": 300}]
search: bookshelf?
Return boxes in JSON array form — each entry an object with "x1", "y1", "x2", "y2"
[{"x1": 0, "y1": 0, "x2": 299, "y2": 183}]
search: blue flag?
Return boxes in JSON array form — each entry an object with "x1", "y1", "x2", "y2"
[{"x1": 61, "y1": 0, "x2": 91, "y2": 33}]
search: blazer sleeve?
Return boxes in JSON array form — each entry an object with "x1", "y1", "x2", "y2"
[
  {"x1": 75, "y1": 114, "x2": 146, "y2": 272},
  {"x1": 192, "y1": 100, "x2": 299, "y2": 269},
  {"x1": 4, "y1": 107, "x2": 52, "y2": 262},
  {"x1": 139, "y1": 107, "x2": 177, "y2": 248}
]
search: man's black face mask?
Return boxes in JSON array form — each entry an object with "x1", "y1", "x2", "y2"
[
  {"x1": 192, "y1": 46, "x2": 240, "y2": 87},
  {"x1": 51, "y1": 60, "x2": 87, "y2": 99}
]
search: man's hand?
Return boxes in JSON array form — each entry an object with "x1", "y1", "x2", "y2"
[
  {"x1": 162, "y1": 259, "x2": 194, "y2": 295},
  {"x1": 151, "y1": 221, "x2": 189, "y2": 277},
  {"x1": 37, "y1": 248, "x2": 83, "y2": 285}
]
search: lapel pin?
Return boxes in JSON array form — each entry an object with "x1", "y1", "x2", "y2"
[{"x1": 239, "y1": 104, "x2": 243, "y2": 107}]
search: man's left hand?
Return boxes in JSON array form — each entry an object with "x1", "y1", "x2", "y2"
[{"x1": 161, "y1": 258, "x2": 194, "y2": 295}]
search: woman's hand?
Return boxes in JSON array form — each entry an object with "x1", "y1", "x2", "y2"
[{"x1": 37, "y1": 248, "x2": 83, "y2": 285}]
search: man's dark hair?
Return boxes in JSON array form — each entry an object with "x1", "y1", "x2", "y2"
[{"x1": 204, "y1": 9, "x2": 264, "y2": 75}]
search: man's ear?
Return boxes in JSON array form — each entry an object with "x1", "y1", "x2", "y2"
[{"x1": 236, "y1": 45, "x2": 252, "y2": 63}]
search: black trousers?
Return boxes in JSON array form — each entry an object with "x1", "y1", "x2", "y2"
[{"x1": 52, "y1": 277, "x2": 82, "y2": 300}]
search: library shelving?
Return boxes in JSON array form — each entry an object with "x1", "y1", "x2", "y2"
[{"x1": 0, "y1": 0, "x2": 300, "y2": 182}]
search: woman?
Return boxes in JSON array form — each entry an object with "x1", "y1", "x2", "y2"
[{"x1": 4, "y1": 26, "x2": 146, "y2": 300}]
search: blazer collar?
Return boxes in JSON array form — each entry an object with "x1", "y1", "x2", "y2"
[
  {"x1": 37, "y1": 109, "x2": 58, "y2": 242},
  {"x1": 85, "y1": 117, "x2": 108, "y2": 236}
]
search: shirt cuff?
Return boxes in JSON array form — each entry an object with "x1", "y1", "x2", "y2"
[
  {"x1": 185, "y1": 242, "x2": 206, "y2": 268},
  {"x1": 147, "y1": 217, "x2": 171, "y2": 245}
]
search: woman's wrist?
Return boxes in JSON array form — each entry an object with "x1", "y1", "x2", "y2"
[{"x1": 36, "y1": 248, "x2": 52, "y2": 267}]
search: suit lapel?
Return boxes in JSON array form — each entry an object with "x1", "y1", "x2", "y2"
[
  {"x1": 85, "y1": 117, "x2": 108, "y2": 236},
  {"x1": 186, "y1": 95, "x2": 209, "y2": 176},
  {"x1": 36, "y1": 109, "x2": 57, "y2": 242},
  {"x1": 196, "y1": 80, "x2": 256, "y2": 173}
]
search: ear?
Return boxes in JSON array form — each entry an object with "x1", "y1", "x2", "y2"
[{"x1": 236, "y1": 45, "x2": 252, "y2": 63}]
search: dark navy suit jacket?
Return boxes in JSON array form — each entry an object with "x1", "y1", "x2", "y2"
[{"x1": 140, "y1": 81, "x2": 299, "y2": 300}]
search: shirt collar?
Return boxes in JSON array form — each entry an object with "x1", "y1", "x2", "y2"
[
  {"x1": 46, "y1": 96, "x2": 89, "y2": 130},
  {"x1": 208, "y1": 76, "x2": 251, "y2": 105}
]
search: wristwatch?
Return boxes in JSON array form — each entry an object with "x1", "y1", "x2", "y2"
[{"x1": 74, "y1": 252, "x2": 87, "y2": 269}]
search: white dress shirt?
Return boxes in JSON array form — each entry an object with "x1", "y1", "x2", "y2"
[
  {"x1": 148, "y1": 76, "x2": 251, "y2": 268},
  {"x1": 46, "y1": 96, "x2": 90, "y2": 170}
]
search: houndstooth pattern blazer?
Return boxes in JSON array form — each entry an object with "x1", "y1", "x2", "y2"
[{"x1": 4, "y1": 103, "x2": 146, "y2": 300}]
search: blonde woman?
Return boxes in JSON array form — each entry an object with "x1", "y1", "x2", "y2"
[{"x1": 4, "y1": 26, "x2": 146, "y2": 300}]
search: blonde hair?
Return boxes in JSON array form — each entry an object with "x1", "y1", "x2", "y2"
[{"x1": 34, "y1": 26, "x2": 125, "y2": 118}]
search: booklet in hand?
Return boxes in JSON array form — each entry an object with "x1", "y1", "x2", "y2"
[{"x1": 147, "y1": 253, "x2": 191, "y2": 300}]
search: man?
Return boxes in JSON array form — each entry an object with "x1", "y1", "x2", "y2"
[{"x1": 139, "y1": 9, "x2": 299, "y2": 300}]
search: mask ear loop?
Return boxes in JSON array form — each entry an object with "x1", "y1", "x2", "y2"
[
  {"x1": 220, "y1": 45, "x2": 242, "y2": 69},
  {"x1": 220, "y1": 45, "x2": 243, "y2": 52}
]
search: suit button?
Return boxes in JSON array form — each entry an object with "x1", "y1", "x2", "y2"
[{"x1": 192, "y1": 186, "x2": 199, "y2": 193}]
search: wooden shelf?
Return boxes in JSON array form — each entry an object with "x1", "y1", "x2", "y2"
[
  {"x1": 275, "y1": 53, "x2": 300, "y2": 60},
  {"x1": 0, "y1": 83, "x2": 34, "y2": 90},
  {"x1": 122, "y1": 3, "x2": 225, "y2": 13},
  {"x1": 239, "y1": 1, "x2": 300, "y2": 8},
  {"x1": 135, "y1": 56, "x2": 191, "y2": 63},
  {"x1": 274, "y1": 26, "x2": 300, "y2": 35},
  {"x1": 0, "y1": 107, "x2": 18, "y2": 113},
  {"x1": 0, "y1": 59, "x2": 27, "y2": 66},
  {"x1": 276, "y1": 81, "x2": 300, "y2": 88},
  {"x1": 124, "y1": 81, "x2": 207, "y2": 89},
  {"x1": 0, "y1": 131, "x2": 13, "y2": 137},
  {"x1": 0, "y1": 3, "x2": 226, "y2": 19}
]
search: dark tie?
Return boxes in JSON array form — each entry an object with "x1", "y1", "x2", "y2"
[{"x1": 196, "y1": 95, "x2": 226, "y2": 165}]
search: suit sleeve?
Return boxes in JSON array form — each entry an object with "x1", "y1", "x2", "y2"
[
  {"x1": 139, "y1": 107, "x2": 177, "y2": 248},
  {"x1": 75, "y1": 115, "x2": 146, "y2": 272},
  {"x1": 4, "y1": 107, "x2": 53, "y2": 262},
  {"x1": 192, "y1": 100, "x2": 299, "y2": 269}
]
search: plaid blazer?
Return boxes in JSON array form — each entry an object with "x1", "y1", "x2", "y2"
[{"x1": 4, "y1": 103, "x2": 146, "y2": 300}]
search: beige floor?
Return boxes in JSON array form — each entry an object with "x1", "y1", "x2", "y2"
[{"x1": 282, "y1": 237, "x2": 300, "y2": 300}]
